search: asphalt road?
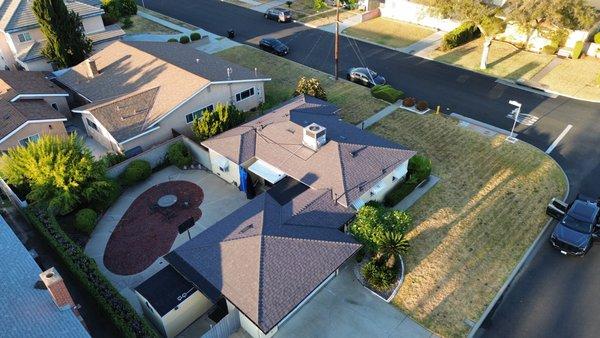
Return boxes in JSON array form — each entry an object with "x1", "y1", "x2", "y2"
[{"x1": 139, "y1": 1, "x2": 600, "y2": 337}]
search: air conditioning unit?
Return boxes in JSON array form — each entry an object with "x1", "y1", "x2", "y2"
[{"x1": 218, "y1": 158, "x2": 229, "y2": 172}]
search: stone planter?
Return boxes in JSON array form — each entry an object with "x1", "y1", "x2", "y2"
[{"x1": 354, "y1": 256, "x2": 405, "y2": 303}]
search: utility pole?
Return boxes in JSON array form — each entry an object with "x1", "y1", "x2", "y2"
[{"x1": 334, "y1": 0, "x2": 340, "y2": 80}]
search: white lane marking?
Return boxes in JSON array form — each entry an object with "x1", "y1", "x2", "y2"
[
  {"x1": 506, "y1": 112, "x2": 539, "y2": 126},
  {"x1": 546, "y1": 124, "x2": 573, "y2": 154}
]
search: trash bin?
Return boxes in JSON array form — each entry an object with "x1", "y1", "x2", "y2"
[{"x1": 227, "y1": 29, "x2": 235, "y2": 39}]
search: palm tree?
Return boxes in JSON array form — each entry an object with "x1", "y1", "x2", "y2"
[{"x1": 376, "y1": 231, "x2": 409, "y2": 269}]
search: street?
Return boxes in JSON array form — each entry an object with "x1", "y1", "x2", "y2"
[{"x1": 138, "y1": 0, "x2": 600, "y2": 337}]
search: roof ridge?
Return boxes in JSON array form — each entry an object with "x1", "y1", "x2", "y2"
[
  {"x1": 257, "y1": 227, "x2": 266, "y2": 324},
  {"x1": 262, "y1": 233, "x2": 359, "y2": 245}
]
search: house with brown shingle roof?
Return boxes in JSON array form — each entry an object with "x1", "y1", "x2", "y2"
[
  {"x1": 0, "y1": 70, "x2": 69, "y2": 151},
  {"x1": 0, "y1": 0, "x2": 124, "y2": 71},
  {"x1": 135, "y1": 95, "x2": 416, "y2": 338},
  {"x1": 55, "y1": 40, "x2": 270, "y2": 155}
]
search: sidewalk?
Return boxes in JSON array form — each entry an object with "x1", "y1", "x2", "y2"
[
  {"x1": 356, "y1": 101, "x2": 402, "y2": 129},
  {"x1": 393, "y1": 176, "x2": 440, "y2": 211},
  {"x1": 251, "y1": 0, "x2": 290, "y2": 13},
  {"x1": 401, "y1": 31, "x2": 445, "y2": 57}
]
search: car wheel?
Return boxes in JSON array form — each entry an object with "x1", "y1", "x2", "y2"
[{"x1": 264, "y1": 14, "x2": 268, "y2": 19}]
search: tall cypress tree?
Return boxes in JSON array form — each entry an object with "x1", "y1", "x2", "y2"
[{"x1": 33, "y1": 0, "x2": 92, "y2": 68}]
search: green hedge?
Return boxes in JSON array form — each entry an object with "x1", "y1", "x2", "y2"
[
  {"x1": 594, "y1": 32, "x2": 600, "y2": 44},
  {"x1": 74, "y1": 208, "x2": 97, "y2": 235},
  {"x1": 441, "y1": 22, "x2": 481, "y2": 51},
  {"x1": 179, "y1": 35, "x2": 190, "y2": 44},
  {"x1": 190, "y1": 32, "x2": 201, "y2": 41},
  {"x1": 571, "y1": 41, "x2": 584, "y2": 59},
  {"x1": 384, "y1": 155, "x2": 432, "y2": 207},
  {"x1": 371, "y1": 85, "x2": 404, "y2": 103},
  {"x1": 23, "y1": 208, "x2": 157, "y2": 338},
  {"x1": 167, "y1": 38, "x2": 178, "y2": 42},
  {"x1": 167, "y1": 142, "x2": 193, "y2": 169},
  {"x1": 542, "y1": 45, "x2": 558, "y2": 55},
  {"x1": 119, "y1": 160, "x2": 151, "y2": 186}
]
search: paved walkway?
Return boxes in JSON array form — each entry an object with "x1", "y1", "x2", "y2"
[
  {"x1": 529, "y1": 57, "x2": 563, "y2": 83},
  {"x1": 356, "y1": 101, "x2": 402, "y2": 129},
  {"x1": 393, "y1": 176, "x2": 440, "y2": 211},
  {"x1": 402, "y1": 31, "x2": 445, "y2": 57}
]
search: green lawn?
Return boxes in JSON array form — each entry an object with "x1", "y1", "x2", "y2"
[
  {"x1": 370, "y1": 111, "x2": 567, "y2": 337},
  {"x1": 216, "y1": 45, "x2": 388, "y2": 124},
  {"x1": 538, "y1": 57, "x2": 600, "y2": 101},
  {"x1": 122, "y1": 15, "x2": 179, "y2": 35},
  {"x1": 429, "y1": 38, "x2": 555, "y2": 80},
  {"x1": 343, "y1": 18, "x2": 436, "y2": 49}
]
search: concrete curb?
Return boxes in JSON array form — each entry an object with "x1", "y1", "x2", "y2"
[
  {"x1": 467, "y1": 153, "x2": 570, "y2": 338},
  {"x1": 449, "y1": 113, "x2": 515, "y2": 137}
]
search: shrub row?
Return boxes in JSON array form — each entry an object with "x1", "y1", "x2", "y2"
[
  {"x1": 168, "y1": 32, "x2": 202, "y2": 44},
  {"x1": 402, "y1": 97, "x2": 429, "y2": 111},
  {"x1": 384, "y1": 155, "x2": 432, "y2": 207},
  {"x1": 371, "y1": 85, "x2": 404, "y2": 103},
  {"x1": 24, "y1": 208, "x2": 157, "y2": 338},
  {"x1": 441, "y1": 22, "x2": 481, "y2": 51}
]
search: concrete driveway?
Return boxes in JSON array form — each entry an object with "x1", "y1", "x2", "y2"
[{"x1": 275, "y1": 262, "x2": 437, "y2": 338}]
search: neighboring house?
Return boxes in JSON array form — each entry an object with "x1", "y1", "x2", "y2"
[
  {"x1": 56, "y1": 41, "x2": 270, "y2": 155},
  {"x1": 0, "y1": 70, "x2": 69, "y2": 151},
  {"x1": 0, "y1": 215, "x2": 89, "y2": 337},
  {"x1": 137, "y1": 95, "x2": 415, "y2": 338},
  {"x1": 0, "y1": 0, "x2": 124, "y2": 71},
  {"x1": 380, "y1": 0, "x2": 460, "y2": 32}
]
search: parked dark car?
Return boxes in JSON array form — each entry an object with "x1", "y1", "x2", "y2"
[
  {"x1": 259, "y1": 38, "x2": 289, "y2": 56},
  {"x1": 547, "y1": 195, "x2": 600, "y2": 256},
  {"x1": 264, "y1": 8, "x2": 292, "y2": 22},
  {"x1": 346, "y1": 67, "x2": 386, "y2": 87}
]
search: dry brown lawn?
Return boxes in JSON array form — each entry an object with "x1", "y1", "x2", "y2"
[
  {"x1": 370, "y1": 110, "x2": 567, "y2": 337},
  {"x1": 122, "y1": 15, "x2": 179, "y2": 35},
  {"x1": 343, "y1": 17, "x2": 436, "y2": 49},
  {"x1": 216, "y1": 45, "x2": 387, "y2": 124},
  {"x1": 538, "y1": 57, "x2": 600, "y2": 101}
]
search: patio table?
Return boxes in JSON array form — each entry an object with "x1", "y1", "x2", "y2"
[{"x1": 157, "y1": 194, "x2": 177, "y2": 208}]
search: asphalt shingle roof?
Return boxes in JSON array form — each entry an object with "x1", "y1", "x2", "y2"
[
  {"x1": 166, "y1": 185, "x2": 360, "y2": 334},
  {"x1": 0, "y1": 0, "x2": 102, "y2": 32},
  {"x1": 0, "y1": 215, "x2": 89, "y2": 337},
  {"x1": 57, "y1": 41, "x2": 266, "y2": 143},
  {"x1": 203, "y1": 95, "x2": 416, "y2": 207}
]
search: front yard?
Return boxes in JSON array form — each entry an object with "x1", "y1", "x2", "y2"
[
  {"x1": 429, "y1": 38, "x2": 555, "y2": 81},
  {"x1": 122, "y1": 15, "x2": 179, "y2": 35},
  {"x1": 370, "y1": 111, "x2": 567, "y2": 337},
  {"x1": 343, "y1": 17, "x2": 436, "y2": 49},
  {"x1": 538, "y1": 57, "x2": 600, "y2": 101},
  {"x1": 216, "y1": 45, "x2": 387, "y2": 124}
]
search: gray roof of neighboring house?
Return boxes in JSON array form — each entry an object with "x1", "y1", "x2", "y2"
[
  {"x1": 0, "y1": 215, "x2": 90, "y2": 338},
  {"x1": 16, "y1": 24, "x2": 125, "y2": 63},
  {"x1": 0, "y1": 0, "x2": 103, "y2": 33},
  {"x1": 57, "y1": 40, "x2": 268, "y2": 143},
  {"x1": 203, "y1": 95, "x2": 416, "y2": 207},
  {"x1": 166, "y1": 185, "x2": 360, "y2": 334}
]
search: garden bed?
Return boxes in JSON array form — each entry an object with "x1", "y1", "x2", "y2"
[{"x1": 354, "y1": 256, "x2": 405, "y2": 302}]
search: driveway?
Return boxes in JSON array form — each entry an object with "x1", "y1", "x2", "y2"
[
  {"x1": 85, "y1": 166, "x2": 249, "y2": 314},
  {"x1": 275, "y1": 262, "x2": 436, "y2": 338}
]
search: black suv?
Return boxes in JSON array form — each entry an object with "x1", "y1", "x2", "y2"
[
  {"x1": 264, "y1": 8, "x2": 292, "y2": 23},
  {"x1": 259, "y1": 38, "x2": 289, "y2": 56},
  {"x1": 547, "y1": 195, "x2": 600, "y2": 256}
]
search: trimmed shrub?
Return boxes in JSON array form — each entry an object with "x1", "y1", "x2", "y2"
[
  {"x1": 74, "y1": 208, "x2": 97, "y2": 234},
  {"x1": 24, "y1": 209, "x2": 158, "y2": 338},
  {"x1": 371, "y1": 85, "x2": 404, "y2": 103},
  {"x1": 402, "y1": 97, "x2": 416, "y2": 107},
  {"x1": 121, "y1": 16, "x2": 132, "y2": 29},
  {"x1": 101, "y1": 152, "x2": 126, "y2": 167},
  {"x1": 120, "y1": 0, "x2": 137, "y2": 16},
  {"x1": 88, "y1": 179, "x2": 121, "y2": 212},
  {"x1": 119, "y1": 160, "x2": 151, "y2": 186},
  {"x1": 167, "y1": 38, "x2": 178, "y2": 42},
  {"x1": 408, "y1": 155, "x2": 432, "y2": 183},
  {"x1": 571, "y1": 41, "x2": 584, "y2": 59},
  {"x1": 594, "y1": 32, "x2": 600, "y2": 44},
  {"x1": 441, "y1": 22, "x2": 480, "y2": 51},
  {"x1": 362, "y1": 259, "x2": 396, "y2": 291},
  {"x1": 190, "y1": 32, "x2": 201, "y2": 41},
  {"x1": 384, "y1": 155, "x2": 431, "y2": 207},
  {"x1": 416, "y1": 100, "x2": 428, "y2": 111},
  {"x1": 167, "y1": 142, "x2": 193, "y2": 169},
  {"x1": 542, "y1": 45, "x2": 558, "y2": 55},
  {"x1": 179, "y1": 35, "x2": 190, "y2": 44}
]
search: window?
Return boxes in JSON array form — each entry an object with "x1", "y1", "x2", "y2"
[
  {"x1": 185, "y1": 104, "x2": 214, "y2": 124},
  {"x1": 19, "y1": 134, "x2": 39, "y2": 147},
  {"x1": 17, "y1": 32, "x2": 32, "y2": 43},
  {"x1": 86, "y1": 118, "x2": 98, "y2": 131},
  {"x1": 235, "y1": 87, "x2": 255, "y2": 102},
  {"x1": 51, "y1": 103, "x2": 58, "y2": 111}
]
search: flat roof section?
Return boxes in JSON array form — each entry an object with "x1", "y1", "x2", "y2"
[{"x1": 135, "y1": 265, "x2": 198, "y2": 317}]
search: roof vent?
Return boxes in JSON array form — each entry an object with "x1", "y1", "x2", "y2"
[
  {"x1": 302, "y1": 123, "x2": 326, "y2": 151},
  {"x1": 240, "y1": 224, "x2": 254, "y2": 234}
]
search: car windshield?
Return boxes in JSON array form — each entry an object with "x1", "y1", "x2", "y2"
[
  {"x1": 562, "y1": 214, "x2": 593, "y2": 233},
  {"x1": 272, "y1": 40, "x2": 284, "y2": 47},
  {"x1": 368, "y1": 69, "x2": 378, "y2": 77}
]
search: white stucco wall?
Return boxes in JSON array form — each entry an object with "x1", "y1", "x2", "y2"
[
  {"x1": 380, "y1": 0, "x2": 460, "y2": 32},
  {"x1": 208, "y1": 149, "x2": 241, "y2": 187},
  {"x1": 352, "y1": 159, "x2": 409, "y2": 209}
]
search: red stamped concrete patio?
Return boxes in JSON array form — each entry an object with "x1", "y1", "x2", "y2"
[{"x1": 103, "y1": 181, "x2": 204, "y2": 275}]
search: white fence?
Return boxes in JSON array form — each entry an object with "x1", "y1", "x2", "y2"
[
  {"x1": 107, "y1": 135, "x2": 211, "y2": 178},
  {"x1": 201, "y1": 309, "x2": 241, "y2": 338},
  {"x1": 380, "y1": 0, "x2": 460, "y2": 32},
  {"x1": 0, "y1": 178, "x2": 27, "y2": 208}
]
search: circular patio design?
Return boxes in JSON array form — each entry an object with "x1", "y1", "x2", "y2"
[{"x1": 103, "y1": 181, "x2": 204, "y2": 276}]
